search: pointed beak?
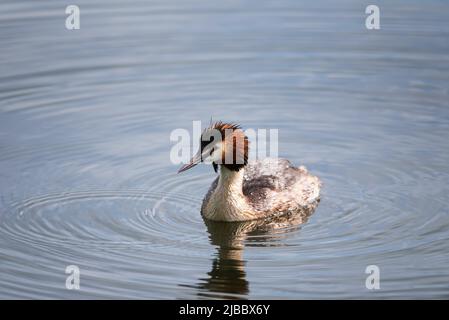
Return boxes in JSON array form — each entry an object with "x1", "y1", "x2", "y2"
[{"x1": 177, "y1": 151, "x2": 202, "y2": 173}]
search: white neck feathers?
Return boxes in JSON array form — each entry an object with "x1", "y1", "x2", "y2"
[{"x1": 202, "y1": 166, "x2": 256, "y2": 221}]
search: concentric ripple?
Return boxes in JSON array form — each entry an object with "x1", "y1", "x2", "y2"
[
  {"x1": 6, "y1": 190, "x2": 201, "y2": 247},
  {"x1": 1, "y1": 0, "x2": 449, "y2": 299}
]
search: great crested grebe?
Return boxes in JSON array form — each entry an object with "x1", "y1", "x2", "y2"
[{"x1": 178, "y1": 121, "x2": 321, "y2": 222}]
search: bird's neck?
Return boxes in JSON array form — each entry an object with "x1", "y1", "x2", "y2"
[
  {"x1": 203, "y1": 165, "x2": 256, "y2": 221},
  {"x1": 218, "y1": 165, "x2": 245, "y2": 197}
]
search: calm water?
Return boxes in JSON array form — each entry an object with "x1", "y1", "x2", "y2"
[{"x1": 1, "y1": 0, "x2": 449, "y2": 299}]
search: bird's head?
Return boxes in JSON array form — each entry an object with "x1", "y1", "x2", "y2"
[{"x1": 178, "y1": 121, "x2": 249, "y2": 173}]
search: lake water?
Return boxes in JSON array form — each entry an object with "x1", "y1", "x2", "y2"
[{"x1": 1, "y1": 0, "x2": 449, "y2": 299}]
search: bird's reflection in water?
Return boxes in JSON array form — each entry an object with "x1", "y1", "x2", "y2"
[{"x1": 192, "y1": 209, "x2": 315, "y2": 299}]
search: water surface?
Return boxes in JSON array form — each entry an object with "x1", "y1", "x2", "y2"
[{"x1": 1, "y1": 0, "x2": 449, "y2": 299}]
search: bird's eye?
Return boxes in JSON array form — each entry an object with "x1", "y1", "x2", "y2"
[{"x1": 200, "y1": 136, "x2": 215, "y2": 152}]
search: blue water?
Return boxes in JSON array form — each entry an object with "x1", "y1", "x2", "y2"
[{"x1": 1, "y1": 0, "x2": 449, "y2": 299}]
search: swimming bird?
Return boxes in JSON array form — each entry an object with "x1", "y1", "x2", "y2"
[{"x1": 178, "y1": 121, "x2": 321, "y2": 222}]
